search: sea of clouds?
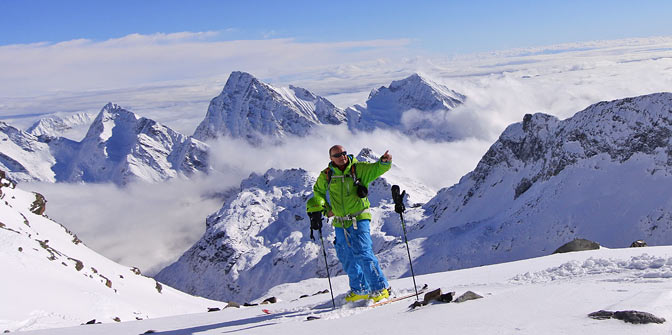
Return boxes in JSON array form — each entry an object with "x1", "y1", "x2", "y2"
[{"x1": 10, "y1": 33, "x2": 672, "y2": 274}]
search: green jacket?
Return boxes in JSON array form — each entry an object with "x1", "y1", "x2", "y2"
[{"x1": 309, "y1": 154, "x2": 391, "y2": 228}]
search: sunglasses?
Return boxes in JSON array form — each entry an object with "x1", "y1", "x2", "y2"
[{"x1": 331, "y1": 151, "x2": 347, "y2": 158}]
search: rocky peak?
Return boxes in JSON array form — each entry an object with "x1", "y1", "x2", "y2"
[
  {"x1": 366, "y1": 73, "x2": 465, "y2": 115},
  {"x1": 356, "y1": 148, "x2": 379, "y2": 163},
  {"x1": 193, "y1": 71, "x2": 346, "y2": 145},
  {"x1": 351, "y1": 73, "x2": 466, "y2": 142}
]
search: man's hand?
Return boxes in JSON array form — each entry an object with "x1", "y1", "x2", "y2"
[
  {"x1": 308, "y1": 211, "x2": 323, "y2": 230},
  {"x1": 381, "y1": 150, "x2": 392, "y2": 163}
]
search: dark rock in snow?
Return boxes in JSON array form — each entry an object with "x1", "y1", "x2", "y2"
[
  {"x1": 630, "y1": 240, "x2": 648, "y2": 247},
  {"x1": 243, "y1": 302, "x2": 258, "y2": 307},
  {"x1": 613, "y1": 310, "x2": 665, "y2": 324},
  {"x1": 423, "y1": 288, "x2": 442, "y2": 304},
  {"x1": 553, "y1": 238, "x2": 600, "y2": 254},
  {"x1": 299, "y1": 294, "x2": 309, "y2": 299},
  {"x1": 439, "y1": 292, "x2": 455, "y2": 303},
  {"x1": 313, "y1": 289, "x2": 330, "y2": 296},
  {"x1": 588, "y1": 310, "x2": 614, "y2": 320},
  {"x1": 261, "y1": 296, "x2": 277, "y2": 304},
  {"x1": 454, "y1": 291, "x2": 483, "y2": 303},
  {"x1": 589, "y1": 310, "x2": 665, "y2": 324},
  {"x1": 225, "y1": 301, "x2": 241, "y2": 308},
  {"x1": 207, "y1": 307, "x2": 221, "y2": 312}
]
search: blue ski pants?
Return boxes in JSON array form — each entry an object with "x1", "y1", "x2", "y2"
[{"x1": 334, "y1": 219, "x2": 389, "y2": 294}]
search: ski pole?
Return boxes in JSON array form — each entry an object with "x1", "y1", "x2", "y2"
[
  {"x1": 392, "y1": 185, "x2": 419, "y2": 300},
  {"x1": 318, "y1": 226, "x2": 336, "y2": 309}
]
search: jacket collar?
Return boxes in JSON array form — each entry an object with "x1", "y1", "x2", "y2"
[{"x1": 329, "y1": 154, "x2": 357, "y2": 175}]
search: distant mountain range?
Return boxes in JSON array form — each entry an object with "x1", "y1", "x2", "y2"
[
  {"x1": 1, "y1": 71, "x2": 468, "y2": 184},
  {"x1": 195, "y1": 71, "x2": 467, "y2": 145},
  {"x1": 1, "y1": 103, "x2": 209, "y2": 185},
  {"x1": 5, "y1": 72, "x2": 672, "y2": 308},
  {"x1": 193, "y1": 71, "x2": 347, "y2": 145}
]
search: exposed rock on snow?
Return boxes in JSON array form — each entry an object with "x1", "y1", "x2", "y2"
[
  {"x1": 553, "y1": 238, "x2": 601, "y2": 254},
  {"x1": 589, "y1": 310, "x2": 665, "y2": 324},
  {"x1": 454, "y1": 291, "x2": 483, "y2": 303},
  {"x1": 193, "y1": 71, "x2": 347, "y2": 145}
]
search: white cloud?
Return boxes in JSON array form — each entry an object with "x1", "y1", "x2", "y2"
[
  {"x1": 0, "y1": 33, "x2": 412, "y2": 98},
  {"x1": 25, "y1": 175, "x2": 229, "y2": 275}
]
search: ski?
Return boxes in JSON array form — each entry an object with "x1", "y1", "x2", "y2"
[
  {"x1": 369, "y1": 286, "x2": 428, "y2": 309},
  {"x1": 260, "y1": 285, "x2": 428, "y2": 319}
]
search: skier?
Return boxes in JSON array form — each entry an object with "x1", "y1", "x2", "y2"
[{"x1": 306, "y1": 145, "x2": 392, "y2": 303}]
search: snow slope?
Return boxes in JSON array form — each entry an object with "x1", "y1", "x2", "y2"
[
  {"x1": 412, "y1": 92, "x2": 672, "y2": 273},
  {"x1": 0, "y1": 171, "x2": 222, "y2": 333},
  {"x1": 193, "y1": 71, "x2": 347, "y2": 145},
  {"x1": 0, "y1": 122, "x2": 57, "y2": 183},
  {"x1": 17, "y1": 246, "x2": 672, "y2": 334}
]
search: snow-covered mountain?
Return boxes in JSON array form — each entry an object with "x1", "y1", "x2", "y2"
[
  {"x1": 1, "y1": 103, "x2": 210, "y2": 185},
  {"x1": 54, "y1": 103, "x2": 209, "y2": 184},
  {"x1": 410, "y1": 92, "x2": 672, "y2": 273},
  {"x1": 26, "y1": 112, "x2": 95, "y2": 140},
  {"x1": 193, "y1": 71, "x2": 347, "y2": 145},
  {"x1": 159, "y1": 92, "x2": 672, "y2": 304},
  {"x1": 348, "y1": 73, "x2": 466, "y2": 141},
  {"x1": 0, "y1": 171, "x2": 220, "y2": 332},
  {"x1": 155, "y1": 149, "x2": 434, "y2": 302},
  {"x1": 0, "y1": 122, "x2": 57, "y2": 183}
]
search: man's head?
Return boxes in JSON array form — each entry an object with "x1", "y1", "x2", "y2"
[{"x1": 329, "y1": 145, "x2": 349, "y2": 169}]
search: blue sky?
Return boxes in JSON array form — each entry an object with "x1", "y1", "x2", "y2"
[{"x1": 1, "y1": 0, "x2": 670, "y2": 54}]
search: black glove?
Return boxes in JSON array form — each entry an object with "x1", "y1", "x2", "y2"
[{"x1": 308, "y1": 211, "x2": 323, "y2": 230}]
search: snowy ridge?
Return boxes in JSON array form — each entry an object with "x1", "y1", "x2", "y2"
[
  {"x1": 57, "y1": 103, "x2": 210, "y2": 184},
  {"x1": 0, "y1": 172, "x2": 220, "y2": 332},
  {"x1": 193, "y1": 71, "x2": 347, "y2": 145},
  {"x1": 1, "y1": 103, "x2": 210, "y2": 185},
  {"x1": 155, "y1": 149, "x2": 432, "y2": 302},
  {"x1": 26, "y1": 112, "x2": 95, "y2": 140},
  {"x1": 0, "y1": 122, "x2": 56, "y2": 183},
  {"x1": 412, "y1": 92, "x2": 672, "y2": 273},
  {"x1": 350, "y1": 73, "x2": 466, "y2": 141}
]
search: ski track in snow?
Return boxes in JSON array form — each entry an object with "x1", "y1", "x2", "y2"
[{"x1": 511, "y1": 254, "x2": 672, "y2": 284}]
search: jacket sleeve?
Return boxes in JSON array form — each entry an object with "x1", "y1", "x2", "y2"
[
  {"x1": 309, "y1": 170, "x2": 331, "y2": 213},
  {"x1": 356, "y1": 159, "x2": 392, "y2": 186}
]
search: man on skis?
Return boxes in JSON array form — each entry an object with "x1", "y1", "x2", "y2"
[{"x1": 306, "y1": 145, "x2": 392, "y2": 303}]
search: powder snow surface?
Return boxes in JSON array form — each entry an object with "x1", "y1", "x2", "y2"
[{"x1": 14, "y1": 246, "x2": 672, "y2": 334}]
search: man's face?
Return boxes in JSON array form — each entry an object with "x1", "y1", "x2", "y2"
[{"x1": 330, "y1": 146, "x2": 349, "y2": 167}]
